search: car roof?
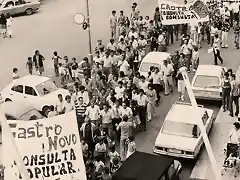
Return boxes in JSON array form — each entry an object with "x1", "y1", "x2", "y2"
[
  {"x1": 195, "y1": 65, "x2": 226, "y2": 77},
  {"x1": 141, "y1": 52, "x2": 171, "y2": 64},
  {"x1": 0, "y1": 101, "x2": 36, "y2": 118},
  {"x1": 14, "y1": 75, "x2": 50, "y2": 87},
  {"x1": 112, "y1": 151, "x2": 174, "y2": 180},
  {"x1": 165, "y1": 104, "x2": 213, "y2": 125}
]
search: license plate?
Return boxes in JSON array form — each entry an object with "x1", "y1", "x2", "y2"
[{"x1": 168, "y1": 148, "x2": 181, "y2": 154}]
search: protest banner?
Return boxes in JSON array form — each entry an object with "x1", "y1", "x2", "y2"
[
  {"x1": 2, "y1": 111, "x2": 87, "y2": 180},
  {"x1": 158, "y1": 0, "x2": 209, "y2": 25}
]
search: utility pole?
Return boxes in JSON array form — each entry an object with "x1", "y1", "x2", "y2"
[
  {"x1": 86, "y1": 0, "x2": 93, "y2": 66},
  {"x1": 179, "y1": 67, "x2": 221, "y2": 180}
]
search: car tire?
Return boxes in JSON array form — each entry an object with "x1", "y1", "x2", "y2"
[
  {"x1": 5, "y1": 98, "x2": 12, "y2": 102},
  {"x1": 25, "y1": 8, "x2": 33, "y2": 15},
  {"x1": 42, "y1": 105, "x2": 50, "y2": 117}
]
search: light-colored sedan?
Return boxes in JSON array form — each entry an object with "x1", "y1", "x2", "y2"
[
  {"x1": 0, "y1": 75, "x2": 69, "y2": 116},
  {"x1": 0, "y1": 0, "x2": 40, "y2": 16},
  {"x1": 153, "y1": 102, "x2": 214, "y2": 159},
  {"x1": 191, "y1": 65, "x2": 227, "y2": 101},
  {"x1": 0, "y1": 101, "x2": 43, "y2": 143}
]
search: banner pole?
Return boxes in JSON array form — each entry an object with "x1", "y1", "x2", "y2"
[
  {"x1": 0, "y1": 110, "x2": 30, "y2": 180},
  {"x1": 179, "y1": 67, "x2": 221, "y2": 180}
]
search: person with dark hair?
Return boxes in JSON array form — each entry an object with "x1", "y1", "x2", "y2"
[
  {"x1": 135, "y1": 89, "x2": 148, "y2": 131},
  {"x1": 149, "y1": 67, "x2": 163, "y2": 106},
  {"x1": 221, "y1": 72, "x2": 231, "y2": 112},
  {"x1": 64, "y1": 95, "x2": 74, "y2": 113},
  {"x1": 33, "y1": 50, "x2": 45, "y2": 75},
  {"x1": 146, "y1": 83, "x2": 157, "y2": 122},
  {"x1": 110, "y1": 10, "x2": 117, "y2": 39},
  {"x1": 0, "y1": 13, "x2": 7, "y2": 38},
  {"x1": 26, "y1": 57, "x2": 33, "y2": 75},
  {"x1": 52, "y1": 51, "x2": 61, "y2": 77},
  {"x1": 48, "y1": 105, "x2": 57, "y2": 118},
  {"x1": 229, "y1": 74, "x2": 239, "y2": 117},
  {"x1": 116, "y1": 115, "x2": 136, "y2": 162},
  {"x1": 229, "y1": 122, "x2": 240, "y2": 144},
  {"x1": 55, "y1": 94, "x2": 65, "y2": 115},
  {"x1": 213, "y1": 33, "x2": 223, "y2": 65},
  {"x1": 12, "y1": 68, "x2": 19, "y2": 81}
]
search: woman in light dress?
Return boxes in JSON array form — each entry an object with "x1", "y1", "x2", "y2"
[{"x1": 6, "y1": 13, "x2": 12, "y2": 38}]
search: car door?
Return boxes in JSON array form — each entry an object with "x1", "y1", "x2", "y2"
[
  {"x1": 1, "y1": 1, "x2": 15, "y2": 15},
  {"x1": 13, "y1": 0, "x2": 27, "y2": 14},
  {"x1": 10, "y1": 85, "x2": 25, "y2": 101}
]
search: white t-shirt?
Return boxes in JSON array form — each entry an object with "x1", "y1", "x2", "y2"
[
  {"x1": 56, "y1": 100, "x2": 65, "y2": 113},
  {"x1": 64, "y1": 102, "x2": 74, "y2": 113},
  {"x1": 100, "y1": 110, "x2": 112, "y2": 124},
  {"x1": 115, "y1": 86, "x2": 125, "y2": 99},
  {"x1": 85, "y1": 105, "x2": 100, "y2": 120}
]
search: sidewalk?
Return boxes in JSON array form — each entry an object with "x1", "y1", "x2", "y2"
[{"x1": 190, "y1": 108, "x2": 238, "y2": 180}]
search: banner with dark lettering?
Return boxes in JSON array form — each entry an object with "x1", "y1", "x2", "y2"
[
  {"x1": 158, "y1": 0, "x2": 209, "y2": 25},
  {"x1": 3, "y1": 111, "x2": 87, "y2": 180}
]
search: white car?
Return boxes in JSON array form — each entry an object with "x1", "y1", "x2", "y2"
[
  {"x1": 138, "y1": 52, "x2": 171, "y2": 77},
  {"x1": 153, "y1": 102, "x2": 214, "y2": 159},
  {"x1": 191, "y1": 65, "x2": 227, "y2": 101},
  {"x1": 0, "y1": 75, "x2": 69, "y2": 115},
  {"x1": 0, "y1": 101, "x2": 43, "y2": 143}
]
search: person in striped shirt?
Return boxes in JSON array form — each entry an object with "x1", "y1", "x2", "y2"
[{"x1": 75, "y1": 97, "x2": 87, "y2": 128}]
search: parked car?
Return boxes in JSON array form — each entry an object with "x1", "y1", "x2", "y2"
[
  {"x1": 191, "y1": 65, "x2": 227, "y2": 101},
  {"x1": 0, "y1": 101, "x2": 43, "y2": 143},
  {"x1": 0, "y1": 0, "x2": 40, "y2": 16},
  {"x1": 153, "y1": 102, "x2": 214, "y2": 159},
  {"x1": 0, "y1": 75, "x2": 69, "y2": 116},
  {"x1": 138, "y1": 52, "x2": 171, "y2": 77}
]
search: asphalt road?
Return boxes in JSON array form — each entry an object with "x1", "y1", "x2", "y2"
[{"x1": 1, "y1": 0, "x2": 240, "y2": 179}]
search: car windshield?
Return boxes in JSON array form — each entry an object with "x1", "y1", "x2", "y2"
[
  {"x1": 162, "y1": 121, "x2": 200, "y2": 138},
  {"x1": 140, "y1": 62, "x2": 161, "y2": 72},
  {"x1": 193, "y1": 75, "x2": 219, "y2": 88},
  {"x1": 20, "y1": 109, "x2": 42, "y2": 120},
  {"x1": 35, "y1": 79, "x2": 58, "y2": 96}
]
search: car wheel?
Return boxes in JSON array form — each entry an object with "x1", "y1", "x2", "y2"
[
  {"x1": 5, "y1": 98, "x2": 12, "y2": 102},
  {"x1": 42, "y1": 105, "x2": 50, "y2": 117},
  {"x1": 25, "y1": 8, "x2": 33, "y2": 15}
]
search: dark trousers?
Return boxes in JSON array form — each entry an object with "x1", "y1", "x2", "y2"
[
  {"x1": 150, "y1": 42, "x2": 158, "y2": 51},
  {"x1": 112, "y1": 118, "x2": 121, "y2": 142},
  {"x1": 54, "y1": 64, "x2": 59, "y2": 77},
  {"x1": 152, "y1": 84, "x2": 162, "y2": 105},
  {"x1": 229, "y1": 96, "x2": 239, "y2": 116},
  {"x1": 234, "y1": 13, "x2": 239, "y2": 23},
  {"x1": 206, "y1": 31, "x2": 210, "y2": 44},
  {"x1": 213, "y1": 49, "x2": 223, "y2": 65},
  {"x1": 185, "y1": 54, "x2": 192, "y2": 71},
  {"x1": 138, "y1": 106, "x2": 147, "y2": 131},
  {"x1": 166, "y1": 31, "x2": 173, "y2": 45},
  {"x1": 222, "y1": 89, "x2": 230, "y2": 111}
]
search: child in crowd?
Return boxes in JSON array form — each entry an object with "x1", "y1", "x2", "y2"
[
  {"x1": 12, "y1": 68, "x2": 19, "y2": 81},
  {"x1": 26, "y1": 57, "x2": 33, "y2": 75}
]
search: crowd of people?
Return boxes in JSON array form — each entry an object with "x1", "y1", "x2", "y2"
[{"x1": 10, "y1": 1, "x2": 240, "y2": 179}]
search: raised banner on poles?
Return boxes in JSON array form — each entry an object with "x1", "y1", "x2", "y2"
[
  {"x1": 158, "y1": 0, "x2": 209, "y2": 25},
  {"x1": 2, "y1": 111, "x2": 87, "y2": 180}
]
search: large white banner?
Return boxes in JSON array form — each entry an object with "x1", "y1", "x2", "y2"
[
  {"x1": 3, "y1": 111, "x2": 87, "y2": 180},
  {"x1": 158, "y1": 0, "x2": 209, "y2": 25}
]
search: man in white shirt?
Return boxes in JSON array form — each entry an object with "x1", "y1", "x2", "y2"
[
  {"x1": 64, "y1": 95, "x2": 74, "y2": 113},
  {"x1": 77, "y1": 85, "x2": 90, "y2": 106},
  {"x1": 138, "y1": 75, "x2": 149, "y2": 92},
  {"x1": 93, "y1": 51, "x2": 103, "y2": 64},
  {"x1": 180, "y1": 39, "x2": 191, "y2": 72},
  {"x1": 224, "y1": 7, "x2": 230, "y2": 21},
  {"x1": 115, "y1": 81, "x2": 125, "y2": 100},
  {"x1": 55, "y1": 94, "x2": 65, "y2": 115},
  {"x1": 162, "y1": 60, "x2": 174, "y2": 96},
  {"x1": 136, "y1": 89, "x2": 148, "y2": 131},
  {"x1": 85, "y1": 102, "x2": 101, "y2": 126},
  {"x1": 102, "y1": 51, "x2": 112, "y2": 78},
  {"x1": 128, "y1": 28, "x2": 138, "y2": 40},
  {"x1": 119, "y1": 101, "x2": 133, "y2": 120},
  {"x1": 150, "y1": 67, "x2": 163, "y2": 106}
]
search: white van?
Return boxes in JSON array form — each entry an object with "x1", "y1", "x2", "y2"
[
  {"x1": 191, "y1": 65, "x2": 227, "y2": 101},
  {"x1": 138, "y1": 52, "x2": 171, "y2": 77}
]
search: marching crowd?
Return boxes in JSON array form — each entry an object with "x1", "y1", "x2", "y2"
[{"x1": 10, "y1": 1, "x2": 240, "y2": 180}]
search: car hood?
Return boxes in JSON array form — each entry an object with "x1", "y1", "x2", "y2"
[
  {"x1": 155, "y1": 133, "x2": 199, "y2": 151},
  {"x1": 44, "y1": 88, "x2": 69, "y2": 99}
]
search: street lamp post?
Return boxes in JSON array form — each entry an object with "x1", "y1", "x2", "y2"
[{"x1": 86, "y1": 0, "x2": 93, "y2": 66}]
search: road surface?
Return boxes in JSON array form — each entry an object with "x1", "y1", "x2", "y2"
[{"x1": 0, "y1": 0, "x2": 240, "y2": 179}]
